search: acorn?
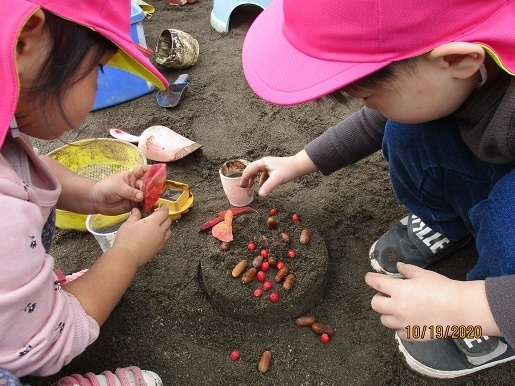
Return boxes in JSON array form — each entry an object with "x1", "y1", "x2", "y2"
[{"x1": 300, "y1": 229, "x2": 310, "y2": 245}]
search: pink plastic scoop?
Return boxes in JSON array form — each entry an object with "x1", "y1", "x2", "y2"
[{"x1": 109, "y1": 125, "x2": 202, "y2": 162}]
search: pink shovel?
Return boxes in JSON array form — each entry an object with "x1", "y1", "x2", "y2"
[{"x1": 109, "y1": 125, "x2": 202, "y2": 162}]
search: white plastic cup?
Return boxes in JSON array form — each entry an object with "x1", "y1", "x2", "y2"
[
  {"x1": 86, "y1": 213, "x2": 130, "y2": 252},
  {"x1": 219, "y1": 159, "x2": 254, "y2": 207}
]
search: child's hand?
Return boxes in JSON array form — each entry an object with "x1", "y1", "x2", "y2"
[
  {"x1": 111, "y1": 205, "x2": 171, "y2": 267},
  {"x1": 61, "y1": 205, "x2": 171, "y2": 325},
  {"x1": 365, "y1": 264, "x2": 460, "y2": 341},
  {"x1": 365, "y1": 263, "x2": 500, "y2": 341},
  {"x1": 92, "y1": 165, "x2": 151, "y2": 215},
  {"x1": 240, "y1": 150, "x2": 318, "y2": 197}
]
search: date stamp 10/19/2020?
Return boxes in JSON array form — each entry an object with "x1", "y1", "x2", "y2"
[{"x1": 405, "y1": 325, "x2": 483, "y2": 340}]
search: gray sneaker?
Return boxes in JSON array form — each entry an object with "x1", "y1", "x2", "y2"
[
  {"x1": 369, "y1": 214, "x2": 472, "y2": 277},
  {"x1": 396, "y1": 334, "x2": 515, "y2": 379}
]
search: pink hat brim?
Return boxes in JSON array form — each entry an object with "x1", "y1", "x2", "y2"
[{"x1": 242, "y1": 0, "x2": 387, "y2": 106}]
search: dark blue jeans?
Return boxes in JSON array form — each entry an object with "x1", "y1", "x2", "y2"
[{"x1": 383, "y1": 118, "x2": 515, "y2": 280}]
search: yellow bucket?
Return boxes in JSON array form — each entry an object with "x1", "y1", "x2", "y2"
[{"x1": 47, "y1": 138, "x2": 147, "y2": 231}]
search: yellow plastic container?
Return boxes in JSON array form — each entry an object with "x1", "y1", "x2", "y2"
[
  {"x1": 47, "y1": 138, "x2": 147, "y2": 231},
  {"x1": 157, "y1": 180, "x2": 194, "y2": 220}
]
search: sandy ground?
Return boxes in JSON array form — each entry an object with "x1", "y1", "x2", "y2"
[{"x1": 22, "y1": 1, "x2": 514, "y2": 385}]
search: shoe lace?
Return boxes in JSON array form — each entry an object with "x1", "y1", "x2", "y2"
[{"x1": 115, "y1": 367, "x2": 147, "y2": 386}]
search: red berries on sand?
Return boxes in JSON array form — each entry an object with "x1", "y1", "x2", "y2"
[
  {"x1": 269, "y1": 292, "x2": 280, "y2": 302},
  {"x1": 230, "y1": 350, "x2": 240, "y2": 360}
]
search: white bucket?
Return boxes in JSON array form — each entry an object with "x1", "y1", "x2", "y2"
[{"x1": 86, "y1": 213, "x2": 130, "y2": 252}]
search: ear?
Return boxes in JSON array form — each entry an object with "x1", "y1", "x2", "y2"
[
  {"x1": 426, "y1": 42, "x2": 485, "y2": 81},
  {"x1": 16, "y1": 10, "x2": 47, "y2": 74}
]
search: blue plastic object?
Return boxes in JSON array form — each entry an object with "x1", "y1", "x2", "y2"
[
  {"x1": 155, "y1": 74, "x2": 189, "y2": 108},
  {"x1": 210, "y1": 0, "x2": 272, "y2": 33},
  {"x1": 92, "y1": 3, "x2": 154, "y2": 111}
]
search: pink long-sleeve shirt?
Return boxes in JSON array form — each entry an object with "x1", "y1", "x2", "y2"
[{"x1": 0, "y1": 129, "x2": 99, "y2": 377}]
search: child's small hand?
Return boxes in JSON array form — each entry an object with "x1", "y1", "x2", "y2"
[
  {"x1": 92, "y1": 165, "x2": 151, "y2": 215},
  {"x1": 61, "y1": 205, "x2": 171, "y2": 325},
  {"x1": 365, "y1": 262, "x2": 503, "y2": 341},
  {"x1": 365, "y1": 263, "x2": 465, "y2": 341},
  {"x1": 111, "y1": 205, "x2": 172, "y2": 267},
  {"x1": 240, "y1": 150, "x2": 318, "y2": 197}
]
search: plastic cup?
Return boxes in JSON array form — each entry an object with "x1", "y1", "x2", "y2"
[
  {"x1": 219, "y1": 159, "x2": 254, "y2": 207},
  {"x1": 86, "y1": 213, "x2": 130, "y2": 252}
]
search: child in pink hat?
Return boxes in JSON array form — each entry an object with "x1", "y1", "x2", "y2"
[
  {"x1": 0, "y1": 0, "x2": 172, "y2": 379},
  {"x1": 240, "y1": 0, "x2": 515, "y2": 378}
]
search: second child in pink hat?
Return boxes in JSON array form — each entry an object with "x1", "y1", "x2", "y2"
[
  {"x1": 0, "y1": 0, "x2": 172, "y2": 378},
  {"x1": 240, "y1": 0, "x2": 515, "y2": 378}
]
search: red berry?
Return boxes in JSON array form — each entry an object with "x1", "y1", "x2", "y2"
[
  {"x1": 261, "y1": 261, "x2": 270, "y2": 272},
  {"x1": 230, "y1": 350, "x2": 240, "y2": 360},
  {"x1": 287, "y1": 249, "x2": 296, "y2": 258},
  {"x1": 270, "y1": 208, "x2": 277, "y2": 215},
  {"x1": 263, "y1": 281, "x2": 273, "y2": 291},
  {"x1": 292, "y1": 213, "x2": 300, "y2": 222},
  {"x1": 276, "y1": 261, "x2": 285, "y2": 270},
  {"x1": 269, "y1": 292, "x2": 280, "y2": 302},
  {"x1": 321, "y1": 333, "x2": 330, "y2": 343},
  {"x1": 254, "y1": 288, "x2": 263, "y2": 297},
  {"x1": 257, "y1": 271, "x2": 266, "y2": 282},
  {"x1": 260, "y1": 249, "x2": 269, "y2": 258},
  {"x1": 247, "y1": 241, "x2": 256, "y2": 251}
]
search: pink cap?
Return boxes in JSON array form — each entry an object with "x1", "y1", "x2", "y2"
[
  {"x1": 243, "y1": 0, "x2": 515, "y2": 106},
  {"x1": 1, "y1": 0, "x2": 169, "y2": 147}
]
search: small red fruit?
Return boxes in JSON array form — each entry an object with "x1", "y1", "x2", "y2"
[
  {"x1": 247, "y1": 241, "x2": 256, "y2": 250},
  {"x1": 292, "y1": 213, "x2": 300, "y2": 222},
  {"x1": 287, "y1": 249, "x2": 296, "y2": 258},
  {"x1": 261, "y1": 261, "x2": 270, "y2": 272},
  {"x1": 254, "y1": 288, "x2": 263, "y2": 297},
  {"x1": 257, "y1": 270, "x2": 266, "y2": 282},
  {"x1": 260, "y1": 249, "x2": 269, "y2": 258},
  {"x1": 263, "y1": 281, "x2": 273, "y2": 290},
  {"x1": 269, "y1": 292, "x2": 280, "y2": 302},
  {"x1": 321, "y1": 333, "x2": 330, "y2": 343},
  {"x1": 276, "y1": 261, "x2": 285, "y2": 270},
  {"x1": 270, "y1": 208, "x2": 277, "y2": 215},
  {"x1": 230, "y1": 350, "x2": 240, "y2": 360}
]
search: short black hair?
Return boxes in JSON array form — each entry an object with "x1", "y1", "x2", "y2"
[{"x1": 326, "y1": 57, "x2": 420, "y2": 105}]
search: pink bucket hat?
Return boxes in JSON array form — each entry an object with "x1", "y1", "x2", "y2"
[
  {"x1": 242, "y1": 0, "x2": 515, "y2": 106},
  {"x1": 1, "y1": 0, "x2": 169, "y2": 147}
]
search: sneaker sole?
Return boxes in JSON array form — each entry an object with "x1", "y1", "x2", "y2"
[
  {"x1": 395, "y1": 334, "x2": 515, "y2": 379},
  {"x1": 142, "y1": 371, "x2": 163, "y2": 386},
  {"x1": 369, "y1": 240, "x2": 404, "y2": 278}
]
